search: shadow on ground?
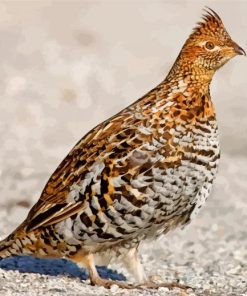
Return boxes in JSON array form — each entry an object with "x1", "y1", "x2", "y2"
[{"x1": 0, "y1": 256, "x2": 125, "y2": 281}]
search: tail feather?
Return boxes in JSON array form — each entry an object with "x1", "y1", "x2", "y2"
[
  {"x1": 0, "y1": 223, "x2": 28, "y2": 259},
  {"x1": 0, "y1": 219, "x2": 34, "y2": 260},
  {"x1": 0, "y1": 234, "x2": 18, "y2": 259}
]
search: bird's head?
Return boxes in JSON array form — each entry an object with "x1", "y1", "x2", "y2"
[{"x1": 180, "y1": 7, "x2": 245, "y2": 75}]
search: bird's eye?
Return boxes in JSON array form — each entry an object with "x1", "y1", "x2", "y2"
[{"x1": 205, "y1": 41, "x2": 215, "y2": 50}]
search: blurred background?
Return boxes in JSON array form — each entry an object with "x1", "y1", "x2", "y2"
[
  {"x1": 0, "y1": 2, "x2": 246, "y2": 294},
  {"x1": 0, "y1": 0, "x2": 246, "y2": 261}
]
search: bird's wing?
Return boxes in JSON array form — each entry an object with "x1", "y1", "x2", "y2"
[
  {"x1": 25, "y1": 89, "x2": 181, "y2": 232},
  {"x1": 24, "y1": 106, "x2": 157, "y2": 232}
]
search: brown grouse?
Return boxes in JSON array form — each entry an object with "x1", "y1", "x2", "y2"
[{"x1": 0, "y1": 7, "x2": 245, "y2": 290}]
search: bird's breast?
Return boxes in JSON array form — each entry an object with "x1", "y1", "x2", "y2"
[{"x1": 146, "y1": 113, "x2": 220, "y2": 227}]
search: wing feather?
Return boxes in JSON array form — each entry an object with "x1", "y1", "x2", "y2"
[
  {"x1": 26, "y1": 201, "x2": 85, "y2": 231},
  {"x1": 23, "y1": 88, "x2": 173, "y2": 232},
  {"x1": 24, "y1": 110, "x2": 141, "y2": 231}
]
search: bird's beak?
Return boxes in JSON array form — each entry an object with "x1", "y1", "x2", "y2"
[{"x1": 232, "y1": 41, "x2": 246, "y2": 56}]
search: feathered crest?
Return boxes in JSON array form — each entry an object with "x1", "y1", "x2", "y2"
[{"x1": 191, "y1": 7, "x2": 230, "y2": 40}]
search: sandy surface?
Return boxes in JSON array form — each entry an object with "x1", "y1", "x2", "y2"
[{"x1": 0, "y1": 1, "x2": 247, "y2": 296}]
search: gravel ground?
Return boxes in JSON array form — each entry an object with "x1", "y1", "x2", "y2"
[
  {"x1": 0, "y1": 1, "x2": 247, "y2": 296},
  {"x1": 1, "y1": 155, "x2": 247, "y2": 296}
]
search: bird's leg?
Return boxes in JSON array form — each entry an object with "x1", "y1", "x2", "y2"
[
  {"x1": 71, "y1": 252, "x2": 134, "y2": 289},
  {"x1": 122, "y1": 247, "x2": 148, "y2": 284},
  {"x1": 70, "y1": 250, "x2": 190, "y2": 290},
  {"x1": 123, "y1": 248, "x2": 191, "y2": 291}
]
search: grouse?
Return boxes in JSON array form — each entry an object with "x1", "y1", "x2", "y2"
[{"x1": 0, "y1": 7, "x2": 245, "y2": 290}]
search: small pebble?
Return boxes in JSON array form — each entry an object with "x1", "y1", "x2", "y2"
[{"x1": 110, "y1": 284, "x2": 119, "y2": 293}]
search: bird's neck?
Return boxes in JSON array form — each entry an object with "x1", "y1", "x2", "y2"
[
  {"x1": 151, "y1": 56, "x2": 217, "y2": 120},
  {"x1": 165, "y1": 54, "x2": 215, "y2": 95}
]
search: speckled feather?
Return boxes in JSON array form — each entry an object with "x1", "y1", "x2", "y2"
[{"x1": 0, "y1": 8, "x2": 245, "y2": 289}]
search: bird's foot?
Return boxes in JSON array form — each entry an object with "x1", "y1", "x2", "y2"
[
  {"x1": 90, "y1": 277, "x2": 191, "y2": 291},
  {"x1": 90, "y1": 277, "x2": 134, "y2": 289},
  {"x1": 89, "y1": 274, "x2": 191, "y2": 291},
  {"x1": 137, "y1": 281, "x2": 192, "y2": 291}
]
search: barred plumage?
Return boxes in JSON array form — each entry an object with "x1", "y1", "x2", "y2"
[{"x1": 0, "y1": 7, "x2": 245, "y2": 290}]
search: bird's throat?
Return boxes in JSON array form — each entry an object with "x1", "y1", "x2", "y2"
[{"x1": 165, "y1": 54, "x2": 215, "y2": 92}]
